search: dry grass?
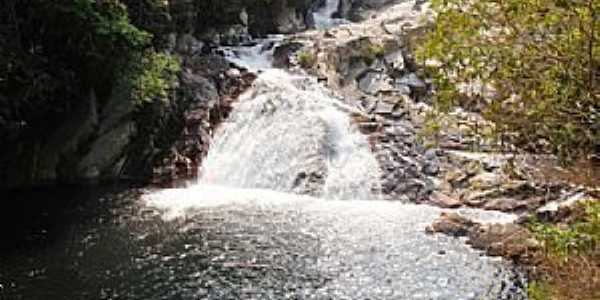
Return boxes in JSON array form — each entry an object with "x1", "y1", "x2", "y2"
[
  {"x1": 532, "y1": 250, "x2": 600, "y2": 300},
  {"x1": 537, "y1": 158, "x2": 600, "y2": 189}
]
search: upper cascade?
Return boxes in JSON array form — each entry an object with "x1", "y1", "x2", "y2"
[{"x1": 313, "y1": 0, "x2": 346, "y2": 29}]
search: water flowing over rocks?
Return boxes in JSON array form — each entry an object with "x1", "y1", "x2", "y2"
[
  {"x1": 4, "y1": 0, "x2": 586, "y2": 299},
  {"x1": 199, "y1": 69, "x2": 381, "y2": 200}
]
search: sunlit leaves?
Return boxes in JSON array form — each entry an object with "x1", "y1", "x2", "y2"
[{"x1": 418, "y1": 0, "x2": 600, "y2": 160}]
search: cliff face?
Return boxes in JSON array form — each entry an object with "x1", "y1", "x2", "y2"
[
  {"x1": 171, "y1": 0, "x2": 318, "y2": 43},
  {"x1": 0, "y1": 0, "x2": 317, "y2": 190}
]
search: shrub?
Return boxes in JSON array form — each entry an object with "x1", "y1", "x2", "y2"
[
  {"x1": 361, "y1": 42, "x2": 385, "y2": 65},
  {"x1": 526, "y1": 200, "x2": 600, "y2": 300},
  {"x1": 297, "y1": 51, "x2": 317, "y2": 68},
  {"x1": 529, "y1": 201, "x2": 600, "y2": 260},
  {"x1": 417, "y1": 0, "x2": 600, "y2": 160},
  {"x1": 129, "y1": 52, "x2": 181, "y2": 104}
]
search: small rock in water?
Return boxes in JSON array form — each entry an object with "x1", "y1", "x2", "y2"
[{"x1": 226, "y1": 68, "x2": 242, "y2": 78}]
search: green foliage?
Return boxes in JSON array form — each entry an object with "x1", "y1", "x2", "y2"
[
  {"x1": 417, "y1": 0, "x2": 600, "y2": 160},
  {"x1": 129, "y1": 52, "x2": 181, "y2": 104},
  {"x1": 66, "y1": 0, "x2": 151, "y2": 49},
  {"x1": 529, "y1": 201, "x2": 600, "y2": 261},
  {"x1": 528, "y1": 281, "x2": 553, "y2": 300},
  {"x1": 0, "y1": 0, "x2": 179, "y2": 138},
  {"x1": 361, "y1": 42, "x2": 385, "y2": 65},
  {"x1": 297, "y1": 51, "x2": 317, "y2": 68}
]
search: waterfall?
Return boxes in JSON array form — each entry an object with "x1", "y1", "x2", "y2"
[
  {"x1": 313, "y1": 0, "x2": 344, "y2": 29},
  {"x1": 199, "y1": 69, "x2": 381, "y2": 200}
]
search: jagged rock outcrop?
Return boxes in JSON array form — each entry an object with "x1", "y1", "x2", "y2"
[{"x1": 170, "y1": 0, "x2": 319, "y2": 45}]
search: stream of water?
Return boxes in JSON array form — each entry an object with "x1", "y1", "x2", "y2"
[{"x1": 0, "y1": 1, "x2": 527, "y2": 299}]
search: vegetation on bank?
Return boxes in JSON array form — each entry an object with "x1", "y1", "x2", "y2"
[
  {"x1": 417, "y1": 0, "x2": 600, "y2": 160},
  {"x1": 527, "y1": 200, "x2": 600, "y2": 299},
  {"x1": 1, "y1": 0, "x2": 179, "y2": 140},
  {"x1": 297, "y1": 50, "x2": 318, "y2": 68}
]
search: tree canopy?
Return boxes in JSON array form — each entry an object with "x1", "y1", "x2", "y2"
[{"x1": 418, "y1": 0, "x2": 600, "y2": 160}]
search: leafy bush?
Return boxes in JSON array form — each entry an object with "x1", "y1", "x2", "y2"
[
  {"x1": 129, "y1": 52, "x2": 181, "y2": 104},
  {"x1": 297, "y1": 51, "x2": 317, "y2": 68},
  {"x1": 526, "y1": 200, "x2": 600, "y2": 299},
  {"x1": 529, "y1": 201, "x2": 600, "y2": 260},
  {"x1": 361, "y1": 42, "x2": 385, "y2": 65},
  {"x1": 527, "y1": 281, "x2": 552, "y2": 300},
  {"x1": 417, "y1": 0, "x2": 600, "y2": 160}
]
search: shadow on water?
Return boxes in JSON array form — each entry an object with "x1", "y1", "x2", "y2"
[{"x1": 0, "y1": 184, "x2": 150, "y2": 299}]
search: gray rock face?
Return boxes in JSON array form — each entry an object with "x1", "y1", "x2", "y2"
[
  {"x1": 186, "y1": 0, "x2": 317, "y2": 44},
  {"x1": 384, "y1": 50, "x2": 406, "y2": 73},
  {"x1": 397, "y1": 73, "x2": 428, "y2": 99},
  {"x1": 339, "y1": 0, "x2": 399, "y2": 21},
  {"x1": 358, "y1": 71, "x2": 394, "y2": 95}
]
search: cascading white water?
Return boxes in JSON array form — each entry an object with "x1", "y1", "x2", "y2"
[
  {"x1": 220, "y1": 35, "x2": 284, "y2": 72},
  {"x1": 199, "y1": 69, "x2": 381, "y2": 200},
  {"x1": 313, "y1": 0, "x2": 345, "y2": 29}
]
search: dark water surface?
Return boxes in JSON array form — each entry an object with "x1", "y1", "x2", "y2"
[{"x1": 0, "y1": 185, "x2": 526, "y2": 300}]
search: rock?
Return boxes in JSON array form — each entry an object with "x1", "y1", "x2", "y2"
[
  {"x1": 225, "y1": 68, "x2": 242, "y2": 78},
  {"x1": 536, "y1": 191, "x2": 588, "y2": 222},
  {"x1": 426, "y1": 213, "x2": 476, "y2": 237},
  {"x1": 464, "y1": 160, "x2": 482, "y2": 176},
  {"x1": 383, "y1": 50, "x2": 406, "y2": 73},
  {"x1": 444, "y1": 169, "x2": 469, "y2": 186},
  {"x1": 468, "y1": 223, "x2": 536, "y2": 259},
  {"x1": 396, "y1": 73, "x2": 427, "y2": 98},
  {"x1": 392, "y1": 83, "x2": 411, "y2": 96},
  {"x1": 468, "y1": 172, "x2": 503, "y2": 190},
  {"x1": 482, "y1": 197, "x2": 526, "y2": 212},
  {"x1": 423, "y1": 160, "x2": 440, "y2": 176},
  {"x1": 360, "y1": 96, "x2": 378, "y2": 113},
  {"x1": 428, "y1": 192, "x2": 461, "y2": 208},
  {"x1": 358, "y1": 71, "x2": 394, "y2": 95},
  {"x1": 374, "y1": 100, "x2": 396, "y2": 115},
  {"x1": 77, "y1": 122, "x2": 135, "y2": 179},
  {"x1": 239, "y1": 9, "x2": 249, "y2": 26},
  {"x1": 176, "y1": 33, "x2": 204, "y2": 55},
  {"x1": 272, "y1": 42, "x2": 303, "y2": 68}
]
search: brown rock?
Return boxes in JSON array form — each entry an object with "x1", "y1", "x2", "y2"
[
  {"x1": 426, "y1": 212, "x2": 477, "y2": 237},
  {"x1": 428, "y1": 192, "x2": 462, "y2": 208},
  {"x1": 482, "y1": 197, "x2": 526, "y2": 212},
  {"x1": 468, "y1": 223, "x2": 537, "y2": 260}
]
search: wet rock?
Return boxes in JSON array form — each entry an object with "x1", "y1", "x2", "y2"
[
  {"x1": 273, "y1": 42, "x2": 303, "y2": 68},
  {"x1": 225, "y1": 68, "x2": 242, "y2": 78},
  {"x1": 426, "y1": 212, "x2": 476, "y2": 237}
]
